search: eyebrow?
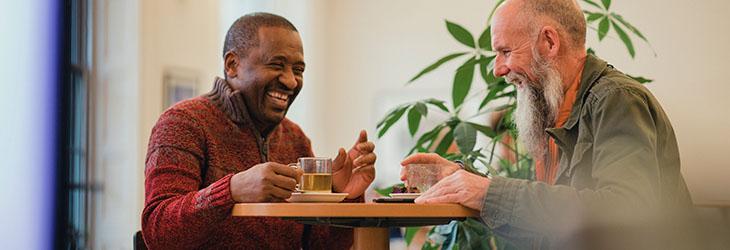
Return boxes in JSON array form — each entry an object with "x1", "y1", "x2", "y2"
[{"x1": 268, "y1": 55, "x2": 305, "y2": 66}]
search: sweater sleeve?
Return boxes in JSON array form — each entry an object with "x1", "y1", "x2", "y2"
[{"x1": 141, "y1": 109, "x2": 236, "y2": 249}]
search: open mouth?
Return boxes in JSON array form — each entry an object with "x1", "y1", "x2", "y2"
[{"x1": 266, "y1": 90, "x2": 290, "y2": 108}]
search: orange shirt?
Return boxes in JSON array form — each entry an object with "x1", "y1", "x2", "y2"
[{"x1": 535, "y1": 67, "x2": 583, "y2": 184}]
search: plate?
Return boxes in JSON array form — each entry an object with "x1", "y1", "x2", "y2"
[
  {"x1": 389, "y1": 193, "x2": 421, "y2": 199},
  {"x1": 287, "y1": 192, "x2": 348, "y2": 203}
]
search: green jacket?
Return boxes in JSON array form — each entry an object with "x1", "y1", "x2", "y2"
[{"x1": 479, "y1": 55, "x2": 694, "y2": 249}]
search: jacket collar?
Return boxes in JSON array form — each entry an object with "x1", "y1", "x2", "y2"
[{"x1": 546, "y1": 54, "x2": 608, "y2": 148}]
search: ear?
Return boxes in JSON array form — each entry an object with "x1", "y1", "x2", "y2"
[
  {"x1": 540, "y1": 26, "x2": 561, "y2": 58},
  {"x1": 223, "y1": 51, "x2": 239, "y2": 78}
]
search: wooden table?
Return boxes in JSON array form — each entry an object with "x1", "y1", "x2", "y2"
[{"x1": 232, "y1": 203, "x2": 479, "y2": 249}]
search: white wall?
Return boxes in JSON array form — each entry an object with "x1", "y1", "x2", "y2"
[
  {"x1": 582, "y1": 0, "x2": 730, "y2": 205},
  {"x1": 92, "y1": 0, "x2": 222, "y2": 248},
  {"x1": 96, "y1": 0, "x2": 730, "y2": 246},
  {"x1": 91, "y1": 0, "x2": 141, "y2": 248},
  {"x1": 312, "y1": 0, "x2": 730, "y2": 202}
]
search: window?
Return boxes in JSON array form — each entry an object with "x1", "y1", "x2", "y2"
[{"x1": 60, "y1": 0, "x2": 94, "y2": 248}]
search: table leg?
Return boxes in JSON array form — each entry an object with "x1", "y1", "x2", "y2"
[{"x1": 353, "y1": 227, "x2": 389, "y2": 250}]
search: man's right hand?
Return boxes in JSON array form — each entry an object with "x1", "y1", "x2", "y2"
[
  {"x1": 400, "y1": 153, "x2": 460, "y2": 181},
  {"x1": 230, "y1": 162, "x2": 303, "y2": 202}
]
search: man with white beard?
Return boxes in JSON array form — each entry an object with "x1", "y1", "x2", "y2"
[{"x1": 400, "y1": 0, "x2": 697, "y2": 248}]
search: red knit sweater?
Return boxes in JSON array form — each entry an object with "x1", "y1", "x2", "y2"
[{"x1": 141, "y1": 78, "x2": 353, "y2": 249}]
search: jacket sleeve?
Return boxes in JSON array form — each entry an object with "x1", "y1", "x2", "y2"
[
  {"x1": 480, "y1": 88, "x2": 664, "y2": 244},
  {"x1": 141, "y1": 109, "x2": 236, "y2": 249}
]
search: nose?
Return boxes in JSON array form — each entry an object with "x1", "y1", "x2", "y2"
[
  {"x1": 493, "y1": 56, "x2": 509, "y2": 78},
  {"x1": 279, "y1": 67, "x2": 298, "y2": 90}
]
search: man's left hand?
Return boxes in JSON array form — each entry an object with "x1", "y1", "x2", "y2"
[
  {"x1": 332, "y1": 130, "x2": 376, "y2": 199},
  {"x1": 414, "y1": 170, "x2": 490, "y2": 211}
]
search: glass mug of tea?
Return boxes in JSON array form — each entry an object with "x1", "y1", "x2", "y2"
[{"x1": 289, "y1": 157, "x2": 333, "y2": 193}]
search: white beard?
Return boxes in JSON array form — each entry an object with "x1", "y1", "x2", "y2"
[{"x1": 506, "y1": 51, "x2": 564, "y2": 159}]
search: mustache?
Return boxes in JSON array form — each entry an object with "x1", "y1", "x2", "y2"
[{"x1": 505, "y1": 71, "x2": 530, "y2": 86}]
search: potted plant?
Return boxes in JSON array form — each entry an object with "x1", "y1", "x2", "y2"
[{"x1": 375, "y1": 0, "x2": 653, "y2": 249}]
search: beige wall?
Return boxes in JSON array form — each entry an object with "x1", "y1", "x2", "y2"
[
  {"x1": 585, "y1": 0, "x2": 730, "y2": 205},
  {"x1": 314, "y1": 0, "x2": 730, "y2": 203},
  {"x1": 91, "y1": 0, "x2": 140, "y2": 248},
  {"x1": 95, "y1": 0, "x2": 730, "y2": 247}
]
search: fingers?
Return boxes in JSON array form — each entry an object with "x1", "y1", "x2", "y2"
[
  {"x1": 356, "y1": 130, "x2": 368, "y2": 143},
  {"x1": 353, "y1": 152, "x2": 376, "y2": 167},
  {"x1": 415, "y1": 193, "x2": 461, "y2": 204},
  {"x1": 268, "y1": 185, "x2": 295, "y2": 200},
  {"x1": 333, "y1": 148, "x2": 348, "y2": 171},
  {"x1": 400, "y1": 153, "x2": 445, "y2": 166},
  {"x1": 356, "y1": 141, "x2": 375, "y2": 153},
  {"x1": 267, "y1": 172, "x2": 298, "y2": 191},
  {"x1": 342, "y1": 165, "x2": 376, "y2": 199},
  {"x1": 270, "y1": 163, "x2": 300, "y2": 179}
]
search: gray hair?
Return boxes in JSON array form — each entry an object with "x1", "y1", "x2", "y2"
[
  {"x1": 222, "y1": 12, "x2": 298, "y2": 59},
  {"x1": 520, "y1": 0, "x2": 586, "y2": 47}
]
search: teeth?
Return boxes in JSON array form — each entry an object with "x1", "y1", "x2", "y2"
[{"x1": 267, "y1": 91, "x2": 289, "y2": 101}]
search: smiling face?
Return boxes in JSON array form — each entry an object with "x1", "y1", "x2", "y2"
[
  {"x1": 225, "y1": 26, "x2": 305, "y2": 132},
  {"x1": 491, "y1": 1, "x2": 567, "y2": 158},
  {"x1": 491, "y1": 2, "x2": 540, "y2": 90}
]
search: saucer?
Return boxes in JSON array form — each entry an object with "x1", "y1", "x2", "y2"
[
  {"x1": 389, "y1": 193, "x2": 421, "y2": 199},
  {"x1": 287, "y1": 192, "x2": 348, "y2": 203}
]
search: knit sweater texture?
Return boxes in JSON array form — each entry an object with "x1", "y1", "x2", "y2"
[{"x1": 141, "y1": 77, "x2": 353, "y2": 249}]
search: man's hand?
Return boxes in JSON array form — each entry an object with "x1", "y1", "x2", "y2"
[
  {"x1": 230, "y1": 162, "x2": 303, "y2": 202},
  {"x1": 400, "y1": 153, "x2": 461, "y2": 181},
  {"x1": 332, "y1": 130, "x2": 376, "y2": 199},
  {"x1": 414, "y1": 170, "x2": 490, "y2": 211}
]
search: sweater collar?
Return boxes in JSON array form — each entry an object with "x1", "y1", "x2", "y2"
[{"x1": 206, "y1": 77, "x2": 254, "y2": 127}]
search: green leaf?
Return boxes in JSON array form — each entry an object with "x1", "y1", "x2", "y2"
[
  {"x1": 587, "y1": 47, "x2": 596, "y2": 55},
  {"x1": 477, "y1": 26, "x2": 492, "y2": 50},
  {"x1": 411, "y1": 124, "x2": 446, "y2": 154},
  {"x1": 611, "y1": 20, "x2": 635, "y2": 58},
  {"x1": 408, "y1": 52, "x2": 468, "y2": 83},
  {"x1": 478, "y1": 56, "x2": 496, "y2": 84},
  {"x1": 407, "y1": 107, "x2": 422, "y2": 136},
  {"x1": 628, "y1": 74, "x2": 653, "y2": 84},
  {"x1": 457, "y1": 219, "x2": 491, "y2": 249},
  {"x1": 434, "y1": 129, "x2": 454, "y2": 155},
  {"x1": 598, "y1": 16, "x2": 610, "y2": 41},
  {"x1": 478, "y1": 82, "x2": 508, "y2": 109},
  {"x1": 424, "y1": 98, "x2": 449, "y2": 112},
  {"x1": 404, "y1": 227, "x2": 420, "y2": 245},
  {"x1": 408, "y1": 124, "x2": 444, "y2": 155},
  {"x1": 452, "y1": 57, "x2": 477, "y2": 108},
  {"x1": 487, "y1": 0, "x2": 507, "y2": 23},
  {"x1": 376, "y1": 105, "x2": 404, "y2": 128},
  {"x1": 445, "y1": 20, "x2": 476, "y2": 48},
  {"x1": 601, "y1": 0, "x2": 612, "y2": 10},
  {"x1": 582, "y1": 0, "x2": 603, "y2": 10},
  {"x1": 377, "y1": 106, "x2": 409, "y2": 138},
  {"x1": 467, "y1": 122, "x2": 497, "y2": 138},
  {"x1": 454, "y1": 122, "x2": 477, "y2": 154},
  {"x1": 414, "y1": 102, "x2": 428, "y2": 117},
  {"x1": 611, "y1": 13, "x2": 648, "y2": 42},
  {"x1": 586, "y1": 12, "x2": 604, "y2": 23},
  {"x1": 374, "y1": 183, "x2": 402, "y2": 197}
]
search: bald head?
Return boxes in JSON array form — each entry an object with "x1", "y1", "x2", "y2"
[{"x1": 494, "y1": 0, "x2": 586, "y2": 48}]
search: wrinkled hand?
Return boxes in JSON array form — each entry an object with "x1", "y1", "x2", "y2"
[
  {"x1": 230, "y1": 162, "x2": 303, "y2": 202},
  {"x1": 399, "y1": 153, "x2": 461, "y2": 182},
  {"x1": 414, "y1": 170, "x2": 490, "y2": 211},
  {"x1": 332, "y1": 130, "x2": 376, "y2": 199}
]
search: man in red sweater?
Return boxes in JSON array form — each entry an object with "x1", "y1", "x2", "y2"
[{"x1": 141, "y1": 12, "x2": 376, "y2": 249}]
